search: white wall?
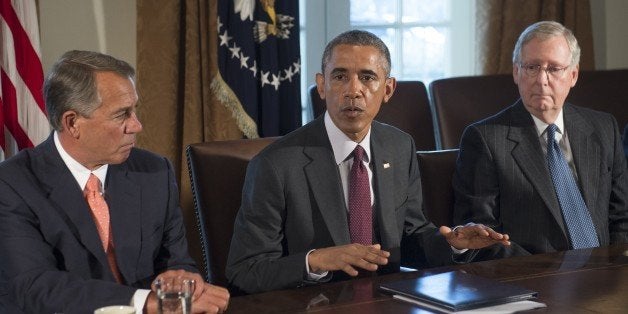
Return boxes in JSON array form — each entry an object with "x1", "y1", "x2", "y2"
[
  {"x1": 603, "y1": 0, "x2": 628, "y2": 69},
  {"x1": 39, "y1": 0, "x2": 136, "y2": 73},
  {"x1": 591, "y1": 0, "x2": 628, "y2": 69}
]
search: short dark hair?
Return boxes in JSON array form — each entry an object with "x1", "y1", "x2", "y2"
[
  {"x1": 321, "y1": 30, "x2": 392, "y2": 76},
  {"x1": 44, "y1": 50, "x2": 135, "y2": 131}
]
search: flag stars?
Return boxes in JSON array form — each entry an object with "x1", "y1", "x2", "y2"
[
  {"x1": 219, "y1": 31, "x2": 232, "y2": 47},
  {"x1": 283, "y1": 67, "x2": 295, "y2": 82},
  {"x1": 229, "y1": 43, "x2": 241, "y2": 58},
  {"x1": 249, "y1": 60, "x2": 258, "y2": 77},
  {"x1": 218, "y1": 29, "x2": 299, "y2": 90},
  {"x1": 217, "y1": 16, "x2": 223, "y2": 32},
  {"x1": 239, "y1": 52, "x2": 249, "y2": 68},
  {"x1": 260, "y1": 71, "x2": 270, "y2": 87},
  {"x1": 270, "y1": 74, "x2": 280, "y2": 90}
]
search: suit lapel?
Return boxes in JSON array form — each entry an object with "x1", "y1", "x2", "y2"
[
  {"x1": 370, "y1": 125, "x2": 399, "y2": 249},
  {"x1": 563, "y1": 104, "x2": 602, "y2": 233},
  {"x1": 303, "y1": 120, "x2": 351, "y2": 245},
  {"x1": 105, "y1": 163, "x2": 141, "y2": 282},
  {"x1": 508, "y1": 103, "x2": 568, "y2": 235},
  {"x1": 32, "y1": 137, "x2": 111, "y2": 274}
]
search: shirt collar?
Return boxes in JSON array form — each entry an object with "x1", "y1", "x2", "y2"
[
  {"x1": 530, "y1": 109, "x2": 565, "y2": 138},
  {"x1": 54, "y1": 131, "x2": 108, "y2": 192},
  {"x1": 324, "y1": 112, "x2": 372, "y2": 165}
]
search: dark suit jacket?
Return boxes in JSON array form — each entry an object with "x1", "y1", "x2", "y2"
[
  {"x1": 226, "y1": 117, "x2": 454, "y2": 294},
  {"x1": 453, "y1": 101, "x2": 628, "y2": 260},
  {"x1": 0, "y1": 135, "x2": 197, "y2": 314}
]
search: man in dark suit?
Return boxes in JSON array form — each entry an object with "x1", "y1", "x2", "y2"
[
  {"x1": 226, "y1": 30, "x2": 510, "y2": 294},
  {"x1": 453, "y1": 21, "x2": 628, "y2": 260},
  {"x1": 0, "y1": 51, "x2": 229, "y2": 313}
]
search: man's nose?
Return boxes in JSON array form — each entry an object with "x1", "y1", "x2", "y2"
[
  {"x1": 535, "y1": 68, "x2": 550, "y2": 85},
  {"x1": 125, "y1": 112, "x2": 143, "y2": 133},
  {"x1": 344, "y1": 75, "x2": 362, "y2": 98}
]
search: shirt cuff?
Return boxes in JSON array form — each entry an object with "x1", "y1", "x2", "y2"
[
  {"x1": 450, "y1": 225, "x2": 468, "y2": 254},
  {"x1": 305, "y1": 249, "x2": 329, "y2": 280},
  {"x1": 131, "y1": 289, "x2": 151, "y2": 313}
]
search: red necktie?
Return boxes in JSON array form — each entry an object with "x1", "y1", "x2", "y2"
[
  {"x1": 348, "y1": 145, "x2": 372, "y2": 245},
  {"x1": 84, "y1": 174, "x2": 123, "y2": 283}
]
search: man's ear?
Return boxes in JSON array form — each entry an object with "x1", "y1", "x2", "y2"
[
  {"x1": 315, "y1": 73, "x2": 325, "y2": 100},
  {"x1": 569, "y1": 64, "x2": 579, "y2": 88},
  {"x1": 61, "y1": 111, "x2": 81, "y2": 138},
  {"x1": 382, "y1": 77, "x2": 397, "y2": 103},
  {"x1": 513, "y1": 63, "x2": 520, "y2": 85}
]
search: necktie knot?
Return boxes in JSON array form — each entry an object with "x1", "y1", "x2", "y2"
[
  {"x1": 85, "y1": 174, "x2": 101, "y2": 194},
  {"x1": 546, "y1": 124, "x2": 558, "y2": 142},
  {"x1": 353, "y1": 145, "x2": 365, "y2": 163}
]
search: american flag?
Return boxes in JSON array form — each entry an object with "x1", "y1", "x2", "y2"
[{"x1": 0, "y1": 0, "x2": 48, "y2": 161}]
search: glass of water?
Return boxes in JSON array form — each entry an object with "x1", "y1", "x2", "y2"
[{"x1": 155, "y1": 277, "x2": 195, "y2": 314}]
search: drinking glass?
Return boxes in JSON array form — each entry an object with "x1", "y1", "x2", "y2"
[{"x1": 155, "y1": 277, "x2": 195, "y2": 314}]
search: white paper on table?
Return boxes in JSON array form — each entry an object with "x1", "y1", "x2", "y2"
[{"x1": 393, "y1": 294, "x2": 547, "y2": 313}]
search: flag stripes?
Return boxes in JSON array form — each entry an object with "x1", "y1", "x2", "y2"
[{"x1": 0, "y1": 0, "x2": 47, "y2": 160}]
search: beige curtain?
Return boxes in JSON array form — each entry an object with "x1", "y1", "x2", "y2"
[
  {"x1": 476, "y1": 0, "x2": 594, "y2": 74},
  {"x1": 136, "y1": 0, "x2": 246, "y2": 274}
]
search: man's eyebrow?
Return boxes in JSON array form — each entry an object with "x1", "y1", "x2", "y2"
[
  {"x1": 359, "y1": 69, "x2": 378, "y2": 77},
  {"x1": 112, "y1": 106, "x2": 132, "y2": 115},
  {"x1": 330, "y1": 67, "x2": 348, "y2": 74}
]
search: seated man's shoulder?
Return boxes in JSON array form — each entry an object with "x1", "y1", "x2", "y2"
[
  {"x1": 0, "y1": 147, "x2": 40, "y2": 181},
  {"x1": 124, "y1": 147, "x2": 171, "y2": 171},
  {"x1": 570, "y1": 104, "x2": 616, "y2": 124}
]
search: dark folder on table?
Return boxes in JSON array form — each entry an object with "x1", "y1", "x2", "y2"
[{"x1": 379, "y1": 271, "x2": 537, "y2": 312}]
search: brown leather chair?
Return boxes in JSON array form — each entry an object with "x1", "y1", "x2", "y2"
[
  {"x1": 186, "y1": 137, "x2": 277, "y2": 286},
  {"x1": 416, "y1": 149, "x2": 459, "y2": 227},
  {"x1": 568, "y1": 69, "x2": 628, "y2": 129},
  {"x1": 429, "y1": 74, "x2": 520, "y2": 149},
  {"x1": 309, "y1": 81, "x2": 437, "y2": 150}
]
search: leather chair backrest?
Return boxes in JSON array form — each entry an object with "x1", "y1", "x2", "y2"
[
  {"x1": 186, "y1": 137, "x2": 277, "y2": 286},
  {"x1": 568, "y1": 69, "x2": 628, "y2": 129},
  {"x1": 309, "y1": 81, "x2": 437, "y2": 150},
  {"x1": 416, "y1": 149, "x2": 459, "y2": 227},
  {"x1": 429, "y1": 74, "x2": 519, "y2": 149}
]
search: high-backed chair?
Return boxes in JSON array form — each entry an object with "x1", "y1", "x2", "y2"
[
  {"x1": 416, "y1": 149, "x2": 459, "y2": 227},
  {"x1": 309, "y1": 81, "x2": 437, "y2": 150},
  {"x1": 568, "y1": 69, "x2": 628, "y2": 129},
  {"x1": 429, "y1": 74, "x2": 519, "y2": 149},
  {"x1": 186, "y1": 137, "x2": 277, "y2": 286}
]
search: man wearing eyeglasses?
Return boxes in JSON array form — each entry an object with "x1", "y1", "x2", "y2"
[{"x1": 453, "y1": 21, "x2": 628, "y2": 261}]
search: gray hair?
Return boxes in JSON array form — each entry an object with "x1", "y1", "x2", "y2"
[
  {"x1": 512, "y1": 21, "x2": 580, "y2": 66},
  {"x1": 44, "y1": 50, "x2": 135, "y2": 131},
  {"x1": 321, "y1": 29, "x2": 392, "y2": 77}
]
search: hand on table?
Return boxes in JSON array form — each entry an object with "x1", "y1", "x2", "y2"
[
  {"x1": 145, "y1": 269, "x2": 230, "y2": 313},
  {"x1": 440, "y1": 223, "x2": 510, "y2": 250},
  {"x1": 308, "y1": 243, "x2": 390, "y2": 276}
]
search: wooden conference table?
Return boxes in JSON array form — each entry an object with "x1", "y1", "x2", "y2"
[{"x1": 228, "y1": 244, "x2": 628, "y2": 313}]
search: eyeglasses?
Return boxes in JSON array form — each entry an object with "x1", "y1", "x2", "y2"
[{"x1": 518, "y1": 64, "x2": 570, "y2": 78}]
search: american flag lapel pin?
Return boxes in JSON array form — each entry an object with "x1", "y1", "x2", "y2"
[{"x1": 383, "y1": 162, "x2": 390, "y2": 169}]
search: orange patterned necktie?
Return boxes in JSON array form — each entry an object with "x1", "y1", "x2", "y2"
[{"x1": 84, "y1": 173, "x2": 123, "y2": 283}]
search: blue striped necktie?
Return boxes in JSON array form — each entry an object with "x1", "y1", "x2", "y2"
[{"x1": 546, "y1": 124, "x2": 599, "y2": 249}]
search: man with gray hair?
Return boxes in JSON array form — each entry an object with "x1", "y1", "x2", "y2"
[
  {"x1": 0, "y1": 50, "x2": 229, "y2": 313},
  {"x1": 226, "y1": 30, "x2": 511, "y2": 294},
  {"x1": 453, "y1": 21, "x2": 628, "y2": 261}
]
